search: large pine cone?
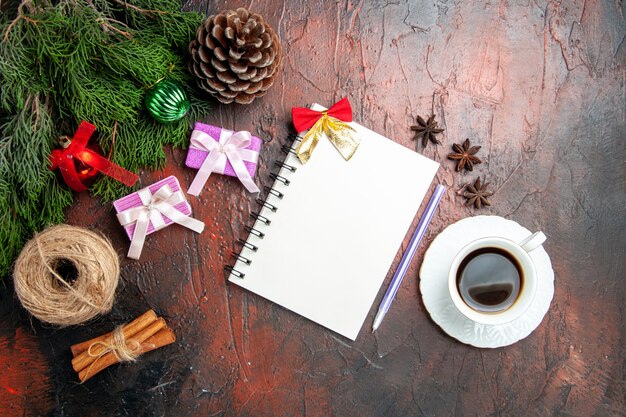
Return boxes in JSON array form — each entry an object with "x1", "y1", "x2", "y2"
[{"x1": 189, "y1": 8, "x2": 282, "y2": 105}]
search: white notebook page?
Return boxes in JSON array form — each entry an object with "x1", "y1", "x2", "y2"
[{"x1": 228, "y1": 106, "x2": 439, "y2": 340}]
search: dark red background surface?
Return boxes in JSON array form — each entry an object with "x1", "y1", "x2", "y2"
[{"x1": 1, "y1": 1, "x2": 624, "y2": 416}]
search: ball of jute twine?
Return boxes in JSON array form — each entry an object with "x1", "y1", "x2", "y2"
[{"x1": 13, "y1": 225, "x2": 119, "y2": 326}]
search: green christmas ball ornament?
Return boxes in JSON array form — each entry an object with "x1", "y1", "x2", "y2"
[{"x1": 145, "y1": 79, "x2": 191, "y2": 123}]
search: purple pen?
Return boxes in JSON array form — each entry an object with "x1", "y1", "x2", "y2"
[{"x1": 372, "y1": 184, "x2": 446, "y2": 332}]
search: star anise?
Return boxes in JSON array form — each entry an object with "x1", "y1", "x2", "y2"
[
  {"x1": 411, "y1": 115, "x2": 444, "y2": 147},
  {"x1": 463, "y1": 177, "x2": 493, "y2": 209},
  {"x1": 448, "y1": 138, "x2": 482, "y2": 171}
]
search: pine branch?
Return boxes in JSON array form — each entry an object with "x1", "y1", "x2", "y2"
[
  {"x1": 2, "y1": 0, "x2": 36, "y2": 43},
  {"x1": 0, "y1": 0, "x2": 208, "y2": 281},
  {"x1": 111, "y1": 0, "x2": 169, "y2": 16}
]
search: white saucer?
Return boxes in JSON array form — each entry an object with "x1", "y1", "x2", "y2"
[{"x1": 419, "y1": 215, "x2": 554, "y2": 348}]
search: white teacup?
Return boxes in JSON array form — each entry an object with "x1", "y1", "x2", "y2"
[{"x1": 448, "y1": 231, "x2": 546, "y2": 325}]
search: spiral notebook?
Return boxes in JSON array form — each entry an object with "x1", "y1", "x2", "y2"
[{"x1": 227, "y1": 105, "x2": 439, "y2": 340}]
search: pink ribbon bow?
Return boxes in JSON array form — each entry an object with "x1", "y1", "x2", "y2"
[
  {"x1": 116, "y1": 185, "x2": 205, "y2": 259},
  {"x1": 187, "y1": 128, "x2": 260, "y2": 195}
]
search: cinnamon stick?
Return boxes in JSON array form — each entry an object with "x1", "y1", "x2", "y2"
[
  {"x1": 71, "y1": 310, "x2": 157, "y2": 357},
  {"x1": 79, "y1": 327, "x2": 176, "y2": 382},
  {"x1": 72, "y1": 317, "x2": 166, "y2": 373}
]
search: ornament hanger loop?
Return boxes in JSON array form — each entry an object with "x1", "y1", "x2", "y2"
[
  {"x1": 144, "y1": 63, "x2": 176, "y2": 91},
  {"x1": 59, "y1": 135, "x2": 72, "y2": 149}
]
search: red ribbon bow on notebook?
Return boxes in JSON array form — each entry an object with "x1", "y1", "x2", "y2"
[
  {"x1": 291, "y1": 98, "x2": 360, "y2": 164},
  {"x1": 49, "y1": 121, "x2": 139, "y2": 192}
]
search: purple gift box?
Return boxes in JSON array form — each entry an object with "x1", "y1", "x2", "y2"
[
  {"x1": 113, "y1": 176, "x2": 192, "y2": 240},
  {"x1": 185, "y1": 122, "x2": 262, "y2": 179}
]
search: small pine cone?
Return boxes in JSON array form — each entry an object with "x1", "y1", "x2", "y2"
[{"x1": 189, "y1": 8, "x2": 282, "y2": 105}]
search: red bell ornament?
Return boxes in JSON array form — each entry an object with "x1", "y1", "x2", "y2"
[{"x1": 49, "y1": 121, "x2": 139, "y2": 192}]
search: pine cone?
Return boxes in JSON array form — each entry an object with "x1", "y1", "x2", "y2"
[{"x1": 189, "y1": 8, "x2": 282, "y2": 105}]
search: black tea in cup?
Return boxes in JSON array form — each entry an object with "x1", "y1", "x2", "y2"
[{"x1": 456, "y1": 247, "x2": 523, "y2": 313}]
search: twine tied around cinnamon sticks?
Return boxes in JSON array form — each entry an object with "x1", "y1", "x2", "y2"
[
  {"x1": 71, "y1": 310, "x2": 176, "y2": 382},
  {"x1": 87, "y1": 326, "x2": 142, "y2": 363}
]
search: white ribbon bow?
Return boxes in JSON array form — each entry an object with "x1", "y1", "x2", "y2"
[
  {"x1": 116, "y1": 185, "x2": 205, "y2": 259},
  {"x1": 187, "y1": 128, "x2": 260, "y2": 195}
]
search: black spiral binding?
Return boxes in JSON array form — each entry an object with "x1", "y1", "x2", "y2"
[
  {"x1": 224, "y1": 265, "x2": 245, "y2": 279},
  {"x1": 255, "y1": 198, "x2": 279, "y2": 212},
  {"x1": 264, "y1": 186, "x2": 283, "y2": 199},
  {"x1": 281, "y1": 145, "x2": 297, "y2": 155},
  {"x1": 274, "y1": 161, "x2": 297, "y2": 172},
  {"x1": 251, "y1": 212, "x2": 271, "y2": 225},
  {"x1": 225, "y1": 134, "x2": 300, "y2": 279},
  {"x1": 232, "y1": 252, "x2": 252, "y2": 265},
  {"x1": 269, "y1": 173, "x2": 290, "y2": 186},
  {"x1": 244, "y1": 225, "x2": 265, "y2": 238},
  {"x1": 237, "y1": 238, "x2": 258, "y2": 252}
]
